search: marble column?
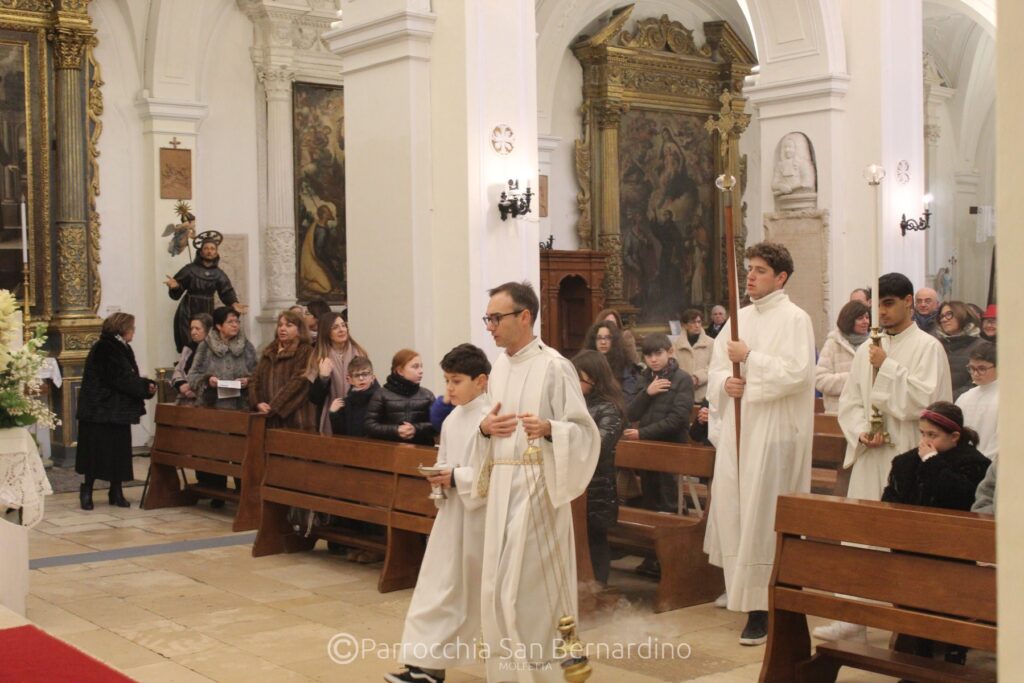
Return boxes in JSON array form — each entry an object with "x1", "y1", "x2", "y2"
[
  {"x1": 923, "y1": 59, "x2": 955, "y2": 281},
  {"x1": 256, "y1": 65, "x2": 298, "y2": 316}
]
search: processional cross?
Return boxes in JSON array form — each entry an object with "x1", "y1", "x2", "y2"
[{"x1": 705, "y1": 90, "x2": 750, "y2": 456}]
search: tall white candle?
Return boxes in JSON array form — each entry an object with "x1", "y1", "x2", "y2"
[
  {"x1": 863, "y1": 165, "x2": 885, "y2": 328},
  {"x1": 19, "y1": 199, "x2": 27, "y2": 264}
]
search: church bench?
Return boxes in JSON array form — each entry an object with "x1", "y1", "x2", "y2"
[
  {"x1": 252, "y1": 429, "x2": 438, "y2": 593},
  {"x1": 810, "y1": 432, "x2": 849, "y2": 497},
  {"x1": 813, "y1": 413, "x2": 842, "y2": 436},
  {"x1": 609, "y1": 440, "x2": 723, "y2": 613},
  {"x1": 760, "y1": 493, "x2": 996, "y2": 683},
  {"x1": 143, "y1": 403, "x2": 266, "y2": 532}
]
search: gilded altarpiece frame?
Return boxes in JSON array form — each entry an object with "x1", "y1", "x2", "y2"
[
  {"x1": 572, "y1": 7, "x2": 755, "y2": 326},
  {"x1": 0, "y1": 3, "x2": 104, "y2": 461}
]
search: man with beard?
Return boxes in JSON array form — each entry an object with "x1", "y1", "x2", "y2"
[{"x1": 165, "y1": 231, "x2": 247, "y2": 353}]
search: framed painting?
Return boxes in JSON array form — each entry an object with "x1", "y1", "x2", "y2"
[
  {"x1": 573, "y1": 9, "x2": 756, "y2": 326},
  {"x1": 292, "y1": 82, "x2": 346, "y2": 303},
  {"x1": 159, "y1": 147, "x2": 191, "y2": 199}
]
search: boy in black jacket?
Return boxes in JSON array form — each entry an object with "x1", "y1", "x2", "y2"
[
  {"x1": 624, "y1": 333, "x2": 694, "y2": 513},
  {"x1": 329, "y1": 356, "x2": 380, "y2": 437}
]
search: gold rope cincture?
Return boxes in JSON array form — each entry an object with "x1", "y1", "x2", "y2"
[{"x1": 520, "y1": 438, "x2": 592, "y2": 682}]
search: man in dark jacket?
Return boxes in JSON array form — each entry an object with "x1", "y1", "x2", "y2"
[{"x1": 624, "y1": 332, "x2": 694, "y2": 514}]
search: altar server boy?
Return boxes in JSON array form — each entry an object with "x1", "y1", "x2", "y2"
[{"x1": 387, "y1": 344, "x2": 492, "y2": 683}]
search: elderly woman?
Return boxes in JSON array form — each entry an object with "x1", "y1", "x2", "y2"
[
  {"x1": 815, "y1": 300, "x2": 870, "y2": 413},
  {"x1": 249, "y1": 309, "x2": 317, "y2": 429},
  {"x1": 937, "y1": 301, "x2": 986, "y2": 400},
  {"x1": 76, "y1": 313, "x2": 156, "y2": 510},
  {"x1": 187, "y1": 306, "x2": 257, "y2": 410},
  {"x1": 171, "y1": 313, "x2": 212, "y2": 405}
]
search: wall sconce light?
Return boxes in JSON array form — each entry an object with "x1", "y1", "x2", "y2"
[
  {"x1": 900, "y1": 193, "x2": 933, "y2": 237},
  {"x1": 497, "y1": 179, "x2": 533, "y2": 221}
]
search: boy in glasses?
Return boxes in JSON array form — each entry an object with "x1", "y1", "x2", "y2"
[
  {"x1": 328, "y1": 355, "x2": 379, "y2": 436},
  {"x1": 955, "y1": 341, "x2": 998, "y2": 459}
]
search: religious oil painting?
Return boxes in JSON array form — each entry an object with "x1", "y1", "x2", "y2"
[
  {"x1": 618, "y1": 109, "x2": 716, "y2": 323},
  {"x1": 0, "y1": 43, "x2": 27, "y2": 237},
  {"x1": 159, "y1": 147, "x2": 191, "y2": 199},
  {"x1": 293, "y1": 82, "x2": 346, "y2": 303}
]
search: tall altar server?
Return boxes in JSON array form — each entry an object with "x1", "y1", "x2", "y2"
[
  {"x1": 814, "y1": 272, "x2": 951, "y2": 642},
  {"x1": 388, "y1": 345, "x2": 493, "y2": 683},
  {"x1": 476, "y1": 282, "x2": 600, "y2": 682},
  {"x1": 703, "y1": 242, "x2": 815, "y2": 646}
]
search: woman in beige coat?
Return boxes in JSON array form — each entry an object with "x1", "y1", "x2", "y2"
[
  {"x1": 815, "y1": 301, "x2": 870, "y2": 413},
  {"x1": 673, "y1": 308, "x2": 714, "y2": 404}
]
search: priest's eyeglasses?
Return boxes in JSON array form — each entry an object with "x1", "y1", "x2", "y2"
[{"x1": 482, "y1": 310, "x2": 524, "y2": 327}]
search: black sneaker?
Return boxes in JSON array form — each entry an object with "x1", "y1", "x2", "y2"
[
  {"x1": 739, "y1": 610, "x2": 768, "y2": 646},
  {"x1": 384, "y1": 667, "x2": 445, "y2": 683}
]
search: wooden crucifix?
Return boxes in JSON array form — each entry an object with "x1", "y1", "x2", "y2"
[{"x1": 705, "y1": 90, "x2": 750, "y2": 457}]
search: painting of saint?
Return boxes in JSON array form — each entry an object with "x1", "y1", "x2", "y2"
[
  {"x1": 293, "y1": 83, "x2": 346, "y2": 302},
  {"x1": 618, "y1": 109, "x2": 716, "y2": 323},
  {"x1": 0, "y1": 45, "x2": 26, "y2": 232}
]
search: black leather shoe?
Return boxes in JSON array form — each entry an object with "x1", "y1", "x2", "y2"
[
  {"x1": 740, "y1": 610, "x2": 769, "y2": 646},
  {"x1": 108, "y1": 486, "x2": 130, "y2": 508},
  {"x1": 79, "y1": 483, "x2": 94, "y2": 511}
]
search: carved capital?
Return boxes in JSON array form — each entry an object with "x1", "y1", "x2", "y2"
[
  {"x1": 256, "y1": 64, "x2": 295, "y2": 98},
  {"x1": 594, "y1": 100, "x2": 625, "y2": 129},
  {"x1": 58, "y1": 0, "x2": 90, "y2": 12},
  {"x1": 49, "y1": 27, "x2": 90, "y2": 70},
  {"x1": 925, "y1": 123, "x2": 941, "y2": 145}
]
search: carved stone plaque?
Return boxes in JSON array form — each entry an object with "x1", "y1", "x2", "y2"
[
  {"x1": 764, "y1": 209, "x2": 831, "y2": 344},
  {"x1": 217, "y1": 234, "x2": 249, "y2": 311},
  {"x1": 159, "y1": 148, "x2": 192, "y2": 199}
]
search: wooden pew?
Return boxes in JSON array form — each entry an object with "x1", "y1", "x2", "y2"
[
  {"x1": 810, "y1": 432, "x2": 850, "y2": 497},
  {"x1": 813, "y1": 413, "x2": 842, "y2": 436},
  {"x1": 253, "y1": 429, "x2": 598, "y2": 592},
  {"x1": 144, "y1": 403, "x2": 266, "y2": 532},
  {"x1": 760, "y1": 493, "x2": 996, "y2": 683},
  {"x1": 252, "y1": 429, "x2": 437, "y2": 592},
  {"x1": 609, "y1": 440, "x2": 723, "y2": 613}
]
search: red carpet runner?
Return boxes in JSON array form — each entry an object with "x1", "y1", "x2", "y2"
[{"x1": 0, "y1": 625, "x2": 137, "y2": 682}]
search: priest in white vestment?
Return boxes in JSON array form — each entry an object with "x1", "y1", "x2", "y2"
[
  {"x1": 391, "y1": 344, "x2": 493, "y2": 683},
  {"x1": 956, "y1": 341, "x2": 998, "y2": 459},
  {"x1": 476, "y1": 282, "x2": 600, "y2": 683},
  {"x1": 703, "y1": 242, "x2": 815, "y2": 646},
  {"x1": 816, "y1": 272, "x2": 951, "y2": 643}
]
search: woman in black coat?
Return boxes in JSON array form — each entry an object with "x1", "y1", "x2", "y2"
[
  {"x1": 572, "y1": 350, "x2": 624, "y2": 585},
  {"x1": 76, "y1": 313, "x2": 157, "y2": 510},
  {"x1": 364, "y1": 349, "x2": 435, "y2": 445}
]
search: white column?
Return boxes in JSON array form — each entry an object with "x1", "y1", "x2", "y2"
[
  {"x1": 879, "y1": 0, "x2": 926, "y2": 286},
  {"x1": 923, "y1": 64, "x2": 955, "y2": 279},
  {"x1": 326, "y1": 0, "x2": 540, "y2": 387},
  {"x1": 256, "y1": 65, "x2": 298, "y2": 317},
  {"x1": 325, "y1": 2, "x2": 438, "y2": 379},
  {"x1": 135, "y1": 97, "x2": 208, "y2": 370}
]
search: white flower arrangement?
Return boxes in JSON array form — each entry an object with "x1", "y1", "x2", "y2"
[{"x1": 0, "y1": 290, "x2": 59, "y2": 429}]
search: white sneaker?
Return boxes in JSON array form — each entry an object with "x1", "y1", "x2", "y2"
[
  {"x1": 714, "y1": 592, "x2": 728, "y2": 608},
  {"x1": 811, "y1": 620, "x2": 867, "y2": 642}
]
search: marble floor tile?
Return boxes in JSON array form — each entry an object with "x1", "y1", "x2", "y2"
[
  {"x1": 61, "y1": 627, "x2": 168, "y2": 670},
  {"x1": 24, "y1": 596, "x2": 99, "y2": 636},
  {"x1": 120, "y1": 660, "x2": 218, "y2": 683},
  {"x1": 168, "y1": 644, "x2": 315, "y2": 683}
]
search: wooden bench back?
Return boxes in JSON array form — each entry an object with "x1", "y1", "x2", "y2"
[
  {"x1": 615, "y1": 440, "x2": 715, "y2": 479},
  {"x1": 261, "y1": 430, "x2": 438, "y2": 532},
  {"x1": 152, "y1": 403, "x2": 259, "y2": 475},
  {"x1": 810, "y1": 432, "x2": 845, "y2": 469},
  {"x1": 813, "y1": 413, "x2": 842, "y2": 436},
  {"x1": 771, "y1": 493, "x2": 996, "y2": 651}
]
